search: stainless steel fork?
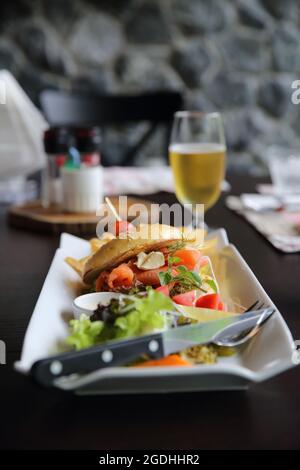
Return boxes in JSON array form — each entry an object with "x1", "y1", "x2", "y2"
[{"x1": 212, "y1": 308, "x2": 275, "y2": 348}]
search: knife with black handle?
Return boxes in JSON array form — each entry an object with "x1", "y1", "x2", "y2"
[
  {"x1": 31, "y1": 309, "x2": 272, "y2": 387},
  {"x1": 31, "y1": 332, "x2": 164, "y2": 387}
]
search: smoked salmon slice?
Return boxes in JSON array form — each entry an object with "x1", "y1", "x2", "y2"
[
  {"x1": 135, "y1": 266, "x2": 177, "y2": 287},
  {"x1": 173, "y1": 249, "x2": 202, "y2": 271},
  {"x1": 108, "y1": 263, "x2": 134, "y2": 289}
]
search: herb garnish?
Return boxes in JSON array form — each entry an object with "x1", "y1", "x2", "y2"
[
  {"x1": 205, "y1": 278, "x2": 218, "y2": 293},
  {"x1": 158, "y1": 256, "x2": 207, "y2": 294}
]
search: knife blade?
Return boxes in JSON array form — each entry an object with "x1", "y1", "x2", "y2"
[{"x1": 31, "y1": 309, "x2": 267, "y2": 387}]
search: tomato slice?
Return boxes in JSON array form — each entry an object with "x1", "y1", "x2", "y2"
[
  {"x1": 196, "y1": 293, "x2": 220, "y2": 310},
  {"x1": 115, "y1": 220, "x2": 134, "y2": 236},
  {"x1": 172, "y1": 290, "x2": 197, "y2": 306},
  {"x1": 155, "y1": 285, "x2": 170, "y2": 297},
  {"x1": 218, "y1": 301, "x2": 226, "y2": 311},
  {"x1": 173, "y1": 249, "x2": 202, "y2": 271}
]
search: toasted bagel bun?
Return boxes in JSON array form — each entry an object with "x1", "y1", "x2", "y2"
[{"x1": 83, "y1": 224, "x2": 185, "y2": 284}]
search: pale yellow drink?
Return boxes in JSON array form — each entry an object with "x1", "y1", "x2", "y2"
[{"x1": 169, "y1": 143, "x2": 226, "y2": 211}]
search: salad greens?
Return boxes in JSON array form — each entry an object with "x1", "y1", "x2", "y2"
[
  {"x1": 66, "y1": 315, "x2": 103, "y2": 350},
  {"x1": 66, "y1": 289, "x2": 174, "y2": 351}
]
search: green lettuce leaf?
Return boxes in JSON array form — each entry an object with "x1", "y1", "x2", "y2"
[
  {"x1": 66, "y1": 315, "x2": 103, "y2": 350},
  {"x1": 115, "y1": 289, "x2": 173, "y2": 339}
]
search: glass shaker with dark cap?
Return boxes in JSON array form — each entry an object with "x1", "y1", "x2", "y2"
[
  {"x1": 42, "y1": 127, "x2": 71, "y2": 207},
  {"x1": 75, "y1": 127, "x2": 102, "y2": 167}
]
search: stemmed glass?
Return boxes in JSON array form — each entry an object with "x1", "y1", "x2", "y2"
[{"x1": 169, "y1": 111, "x2": 226, "y2": 227}]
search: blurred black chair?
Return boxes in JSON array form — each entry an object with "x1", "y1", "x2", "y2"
[{"x1": 39, "y1": 90, "x2": 183, "y2": 166}]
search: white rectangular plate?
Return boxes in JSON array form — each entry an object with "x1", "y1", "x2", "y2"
[{"x1": 15, "y1": 230, "x2": 296, "y2": 394}]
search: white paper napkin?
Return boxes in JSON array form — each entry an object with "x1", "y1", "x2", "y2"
[
  {"x1": 226, "y1": 195, "x2": 300, "y2": 253},
  {"x1": 0, "y1": 70, "x2": 48, "y2": 180}
]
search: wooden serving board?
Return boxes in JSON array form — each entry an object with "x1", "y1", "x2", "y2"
[{"x1": 8, "y1": 197, "x2": 156, "y2": 235}]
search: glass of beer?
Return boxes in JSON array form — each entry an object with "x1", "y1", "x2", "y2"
[{"x1": 169, "y1": 111, "x2": 226, "y2": 221}]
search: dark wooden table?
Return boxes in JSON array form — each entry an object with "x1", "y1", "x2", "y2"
[{"x1": 1, "y1": 175, "x2": 300, "y2": 450}]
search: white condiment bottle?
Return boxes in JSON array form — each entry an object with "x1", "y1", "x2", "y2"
[
  {"x1": 61, "y1": 127, "x2": 103, "y2": 213},
  {"x1": 61, "y1": 165, "x2": 103, "y2": 213}
]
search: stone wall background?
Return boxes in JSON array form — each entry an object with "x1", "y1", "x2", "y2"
[{"x1": 1, "y1": 0, "x2": 300, "y2": 172}]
